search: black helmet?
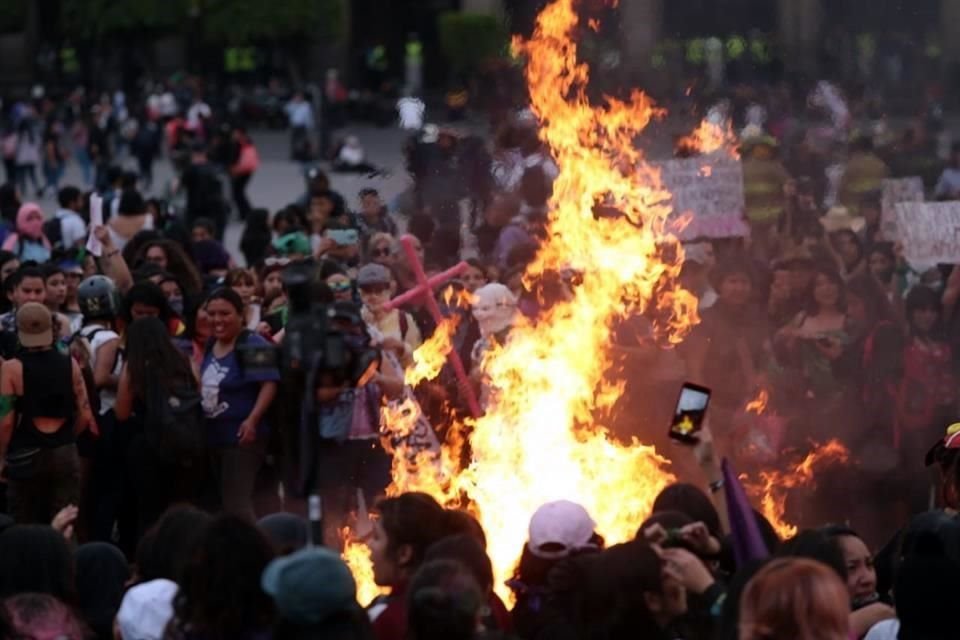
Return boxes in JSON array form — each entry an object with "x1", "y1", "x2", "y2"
[{"x1": 78, "y1": 275, "x2": 121, "y2": 320}]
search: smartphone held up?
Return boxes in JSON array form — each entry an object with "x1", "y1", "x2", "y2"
[{"x1": 669, "y1": 382, "x2": 711, "y2": 445}]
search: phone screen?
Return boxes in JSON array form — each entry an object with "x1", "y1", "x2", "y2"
[
  {"x1": 669, "y1": 383, "x2": 711, "y2": 444},
  {"x1": 326, "y1": 229, "x2": 359, "y2": 246}
]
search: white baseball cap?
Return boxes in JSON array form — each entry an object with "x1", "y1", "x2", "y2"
[
  {"x1": 527, "y1": 500, "x2": 597, "y2": 559},
  {"x1": 116, "y1": 579, "x2": 178, "y2": 640}
]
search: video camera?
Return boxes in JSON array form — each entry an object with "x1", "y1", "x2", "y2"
[{"x1": 277, "y1": 262, "x2": 380, "y2": 388}]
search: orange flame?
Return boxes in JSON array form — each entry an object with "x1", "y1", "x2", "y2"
[
  {"x1": 745, "y1": 388, "x2": 769, "y2": 415},
  {"x1": 678, "y1": 118, "x2": 739, "y2": 159},
  {"x1": 751, "y1": 440, "x2": 851, "y2": 539},
  {"x1": 404, "y1": 316, "x2": 460, "y2": 388},
  {"x1": 341, "y1": 528, "x2": 387, "y2": 606},
  {"x1": 346, "y1": 0, "x2": 699, "y2": 603}
]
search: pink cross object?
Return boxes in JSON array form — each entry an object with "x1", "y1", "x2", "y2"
[
  {"x1": 391, "y1": 234, "x2": 482, "y2": 418},
  {"x1": 382, "y1": 261, "x2": 470, "y2": 311}
]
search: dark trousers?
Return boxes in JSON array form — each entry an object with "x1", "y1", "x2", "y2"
[
  {"x1": 128, "y1": 433, "x2": 206, "y2": 539},
  {"x1": 7, "y1": 444, "x2": 80, "y2": 525},
  {"x1": 208, "y1": 443, "x2": 265, "y2": 521},
  {"x1": 230, "y1": 173, "x2": 252, "y2": 220}
]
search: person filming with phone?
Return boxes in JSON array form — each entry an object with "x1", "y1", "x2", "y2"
[{"x1": 684, "y1": 259, "x2": 770, "y2": 438}]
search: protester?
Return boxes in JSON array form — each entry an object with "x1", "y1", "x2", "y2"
[
  {"x1": 739, "y1": 557, "x2": 850, "y2": 640},
  {"x1": 262, "y1": 546, "x2": 374, "y2": 640},
  {"x1": 116, "y1": 317, "x2": 204, "y2": 535},
  {"x1": 2, "y1": 202, "x2": 52, "y2": 262},
  {"x1": 200, "y1": 288, "x2": 279, "y2": 519},
  {"x1": 164, "y1": 515, "x2": 275, "y2": 639},
  {"x1": 0, "y1": 303, "x2": 95, "y2": 524}
]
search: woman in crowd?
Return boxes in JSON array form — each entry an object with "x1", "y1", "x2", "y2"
[
  {"x1": 165, "y1": 515, "x2": 275, "y2": 640},
  {"x1": 369, "y1": 493, "x2": 457, "y2": 640},
  {"x1": 2, "y1": 202, "x2": 52, "y2": 262},
  {"x1": 75, "y1": 541, "x2": 130, "y2": 639},
  {"x1": 0, "y1": 524, "x2": 76, "y2": 602},
  {"x1": 895, "y1": 286, "x2": 957, "y2": 511},
  {"x1": 368, "y1": 232, "x2": 396, "y2": 267},
  {"x1": 115, "y1": 317, "x2": 204, "y2": 535},
  {"x1": 774, "y1": 266, "x2": 850, "y2": 435},
  {"x1": 260, "y1": 261, "x2": 287, "y2": 301},
  {"x1": 225, "y1": 267, "x2": 261, "y2": 329},
  {"x1": 685, "y1": 259, "x2": 769, "y2": 436},
  {"x1": 200, "y1": 288, "x2": 279, "y2": 519},
  {"x1": 821, "y1": 525, "x2": 881, "y2": 610},
  {"x1": 739, "y1": 557, "x2": 850, "y2": 640},
  {"x1": 358, "y1": 263, "x2": 422, "y2": 367},
  {"x1": 136, "y1": 238, "x2": 204, "y2": 301},
  {"x1": 509, "y1": 500, "x2": 603, "y2": 639}
]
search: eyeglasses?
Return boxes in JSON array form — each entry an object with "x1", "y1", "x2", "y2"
[
  {"x1": 371, "y1": 247, "x2": 391, "y2": 258},
  {"x1": 359, "y1": 283, "x2": 390, "y2": 294}
]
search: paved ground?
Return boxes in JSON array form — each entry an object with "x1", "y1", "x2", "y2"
[{"x1": 25, "y1": 124, "x2": 420, "y2": 264}]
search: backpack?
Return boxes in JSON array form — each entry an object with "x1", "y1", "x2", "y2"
[
  {"x1": 144, "y1": 368, "x2": 205, "y2": 463},
  {"x1": 43, "y1": 217, "x2": 63, "y2": 250}
]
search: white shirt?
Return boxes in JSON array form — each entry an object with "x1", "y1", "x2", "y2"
[
  {"x1": 80, "y1": 324, "x2": 122, "y2": 415},
  {"x1": 396, "y1": 97, "x2": 425, "y2": 130},
  {"x1": 55, "y1": 208, "x2": 88, "y2": 248},
  {"x1": 186, "y1": 101, "x2": 211, "y2": 129},
  {"x1": 159, "y1": 92, "x2": 178, "y2": 117},
  {"x1": 285, "y1": 100, "x2": 313, "y2": 129},
  {"x1": 338, "y1": 144, "x2": 364, "y2": 165},
  {"x1": 863, "y1": 619, "x2": 899, "y2": 640},
  {"x1": 935, "y1": 167, "x2": 960, "y2": 199}
]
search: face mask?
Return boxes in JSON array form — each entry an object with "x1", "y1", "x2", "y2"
[
  {"x1": 472, "y1": 283, "x2": 518, "y2": 338},
  {"x1": 168, "y1": 297, "x2": 184, "y2": 316}
]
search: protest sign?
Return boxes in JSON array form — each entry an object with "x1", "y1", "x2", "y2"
[
  {"x1": 657, "y1": 155, "x2": 748, "y2": 240},
  {"x1": 85, "y1": 194, "x2": 103, "y2": 257},
  {"x1": 895, "y1": 201, "x2": 960, "y2": 265},
  {"x1": 881, "y1": 177, "x2": 924, "y2": 239}
]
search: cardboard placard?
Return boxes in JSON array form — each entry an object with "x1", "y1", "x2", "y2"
[
  {"x1": 657, "y1": 155, "x2": 749, "y2": 240},
  {"x1": 881, "y1": 177, "x2": 924, "y2": 239},
  {"x1": 895, "y1": 201, "x2": 960, "y2": 265}
]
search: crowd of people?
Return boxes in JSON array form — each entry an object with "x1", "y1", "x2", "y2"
[{"x1": 0, "y1": 70, "x2": 958, "y2": 640}]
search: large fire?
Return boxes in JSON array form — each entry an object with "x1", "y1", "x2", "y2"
[
  {"x1": 750, "y1": 440, "x2": 851, "y2": 539},
  {"x1": 344, "y1": 0, "x2": 708, "y2": 602}
]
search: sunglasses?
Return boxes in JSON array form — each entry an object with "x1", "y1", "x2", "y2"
[
  {"x1": 264, "y1": 257, "x2": 291, "y2": 267},
  {"x1": 371, "y1": 247, "x2": 391, "y2": 258},
  {"x1": 329, "y1": 281, "x2": 352, "y2": 293},
  {"x1": 359, "y1": 283, "x2": 390, "y2": 294}
]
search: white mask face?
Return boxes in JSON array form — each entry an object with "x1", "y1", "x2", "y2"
[{"x1": 472, "y1": 283, "x2": 517, "y2": 337}]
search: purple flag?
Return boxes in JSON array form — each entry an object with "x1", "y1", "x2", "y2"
[{"x1": 722, "y1": 457, "x2": 770, "y2": 567}]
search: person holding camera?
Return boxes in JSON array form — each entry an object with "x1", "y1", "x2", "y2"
[{"x1": 200, "y1": 288, "x2": 279, "y2": 520}]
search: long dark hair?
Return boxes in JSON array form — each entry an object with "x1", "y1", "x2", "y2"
[
  {"x1": 172, "y1": 515, "x2": 275, "y2": 638},
  {"x1": 0, "y1": 525, "x2": 76, "y2": 603},
  {"x1": 407, "y1": 559, "x2": 484, "y2": 640},
  {"x1": 905, "y1": 285, "x2": 945, "y2": 340},
  {"x1": 136, "y1": 239, "x2": 203, "y2": 298},
  {"x1": 124, "y1": 317, "x2": 194, "y2": 396},
  {"x1": 805, "y1": 267, "x2": 847, "y2": 316},
  {"x1": 375, "y1": 493, "x2": 453, "y2": 580}
]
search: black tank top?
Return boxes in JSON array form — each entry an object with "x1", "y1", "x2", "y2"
[{"x1": 10, "y1": 349, "x2": 77, "y2": 450}]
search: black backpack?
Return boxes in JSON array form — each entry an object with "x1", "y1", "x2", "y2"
[
  {"x1": 144, "y1": 369, "x2": 205, "y2": 463},
  {"x1": 42, "y1": 217, "x2": 63, "y2": 251}
]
